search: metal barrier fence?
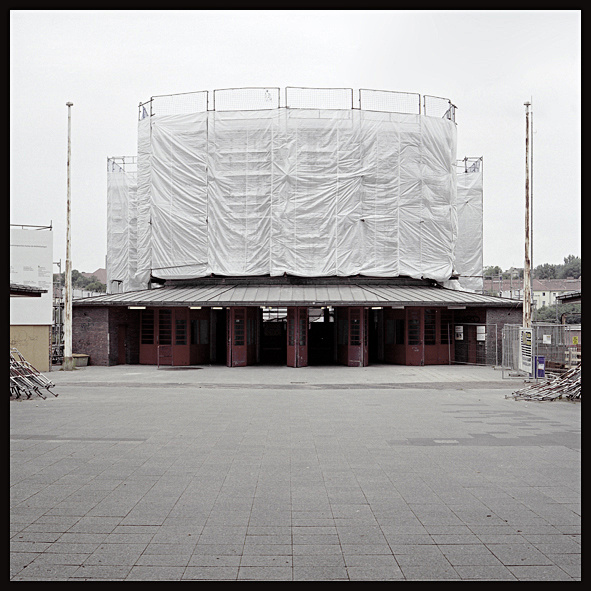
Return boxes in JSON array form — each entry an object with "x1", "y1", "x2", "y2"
[
  {"x1": 424, "y1": 95, "x2": 456, "y2": 120},
  {"x1": 107, "y1": 156, "x2": 137, "y2": 174},
  {"x1": 138, "y1": 87, "x2": 456, "y2": 121},
  {"x1": 502, "y1": 323, "x2": 582, "y2": 379},
  {"x1": 452, "y1": 323, "x2": 499, "y2": 366},
  {"x1": 456, "y1": 156, "x2": 482, "y2": 173},
  {"x1": 285, "y1": 86, "x2": 354, "y2": 110},
  {"x1": 214, "y1": 87, "x2": 280, "y2": 111},
  {"x1": 359, "y1": 88, "x2": 421, "y2": 114}
]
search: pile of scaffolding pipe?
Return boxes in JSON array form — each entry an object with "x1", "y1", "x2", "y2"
[
  {"x1": 10, "y1": 348, "x2": 58, "y2": 400},
  {"x1": 507, "y1": 363, "x2": 581, "y2": 401}
]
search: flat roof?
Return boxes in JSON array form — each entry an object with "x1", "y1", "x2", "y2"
[
  {"x1": 10, "y1": 283, "x2": 47, "y2": 297},
  {"x1": 73, "y1": 283, "x2": 521, "y2": 308},
  {"x1": 556, "y1": 290, "x2": 581, "y2": 304}
]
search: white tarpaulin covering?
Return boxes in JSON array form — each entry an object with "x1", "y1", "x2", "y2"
[
  {"x1": 121, "y1": 107, "x2": 458, "y2": 288},
  {"x1": 106, "y1": 160, "x2": 141, "y2": 293},
  {"x1": 455, "y1": 159, "x2": 483, "y2": 292}
]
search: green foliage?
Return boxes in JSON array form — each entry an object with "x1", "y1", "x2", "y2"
[
  {"x1": 534, "y1": 302, "x2": 581, "y2": 324},
  {"x1": 534, "y1": 263, "x2": 557, "y2": 279},
  {"x1": 532, "y1": 255, "x2": 580, "y2": 279},
  {"x1": 53, "y1": 270, "x2": 106, "y2": 292},
  {"x1": 483, "y1": 265, "x2": 503, "y2": 278},
  {"x1": 558, "y1": 254, "x2": 581, "y2": 279}
]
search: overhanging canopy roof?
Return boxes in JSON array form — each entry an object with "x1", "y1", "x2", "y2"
[{"x1": 74, "y1": 283, "x2": 520, "y2": 308}]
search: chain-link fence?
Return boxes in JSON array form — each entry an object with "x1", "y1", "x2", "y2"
[{"x1": 138, "y1": 87, "x2": 455, "y2": 120}]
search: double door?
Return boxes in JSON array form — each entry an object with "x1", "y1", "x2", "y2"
[{"x1": 139, "y1": 307, "x2": 189, "y2": 365}]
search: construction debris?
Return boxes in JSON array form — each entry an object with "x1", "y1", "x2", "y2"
[
  {"x1": 10, "y1": 348, "x2": 58, "y2": 400},
  {"x1": 508, "y1": 363, "x2": 581, "y2": 401}
]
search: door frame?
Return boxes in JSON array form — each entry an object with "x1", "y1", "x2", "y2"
[{"x1": 287, "y1": 307, "x2": 308, "y2": 367}]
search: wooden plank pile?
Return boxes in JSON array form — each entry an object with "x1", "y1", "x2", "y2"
[
  {"x1": 508, "y1": 362, "x2": 581, "y2": 401},
  {"x1": 10, "y1": 348, "x2": 58, "y2": 400}
]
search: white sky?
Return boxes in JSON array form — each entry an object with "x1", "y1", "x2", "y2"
[{"x1": 10, "y1": 9, "x2": 580, "y2": 274}]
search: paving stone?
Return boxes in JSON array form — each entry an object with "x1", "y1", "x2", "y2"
[{"x1": 10, "y1": 365, "x2": 580, "y2": 581}]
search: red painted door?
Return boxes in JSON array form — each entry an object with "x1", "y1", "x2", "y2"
[
  {"x1": 406, "y1": 307, "x2": 424, "y2": 366},
  {"x1": 347, "y1": 307, "x2": 367, "y2": 367},
  {"x1": 157, "y1": 308, "x2": 190, "y2": 366},
  {"x1": 227, "y1": 307, "x2": 247, "y2": 367},
  {"x1": 140, "y1": 308, "x2": 190, "y2": 365},
  {"x1": 287, "y1": 307, "x2": 308, "y2": 367}
]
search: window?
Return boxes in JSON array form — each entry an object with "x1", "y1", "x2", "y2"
[
  {"x1": 158, "y1": 310, "x2": 172, "y2": 345},
  {"x1": 233, "y1": 310, "x2": 245, "y2": 346},
  {"x1": 408, "y1": 311, "x2": 420, "y2": 345},
  {"x1": 141, "y1": 309, "x2": 154, "y2": 344},
  {"x1": 298, "y1": 309, "x2": 307, "y2": 346},
  {"x1": 350, "y1": 309, "x2": 361, "y2": 346},
  {"x1": 175, "y1": 318, "x2": 187, "y2": 345},
  {"x1": 440, "y1": 312, "x2": 452, "y2": 344},
  {"x1": 424, "y1": 309, "x2": 436, "y2": 345}
]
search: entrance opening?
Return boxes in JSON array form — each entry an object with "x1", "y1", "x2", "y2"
[
  {"x1": 260, "y1": 307, "x2": 287, "y2": 365},
  {"x1": 308, "y1": 308, "x2": 335, "y2": 365},
  {"x1": 213, "y1": 308, "x2": 227, "y2": 365}
]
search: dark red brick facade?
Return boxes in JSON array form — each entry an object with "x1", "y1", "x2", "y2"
[{"x1": 73, "y1": 307, "x2": 140, "y2": 366}]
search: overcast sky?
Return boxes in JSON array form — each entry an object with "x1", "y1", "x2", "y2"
[{"x1": 10, "y1": 9, "x2": 580, "y2": 274}]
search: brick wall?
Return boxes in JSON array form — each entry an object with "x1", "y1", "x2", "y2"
[
  {"x1": 73, "y1": 306, "x2": 141, "y2": 366},
  {"x1": 73, "y1": 307, "x2": 109, "y2": 365}
]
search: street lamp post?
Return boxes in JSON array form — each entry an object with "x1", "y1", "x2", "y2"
[{"x1": 63, "y1": 102, "x2": 74, "y2": 371}]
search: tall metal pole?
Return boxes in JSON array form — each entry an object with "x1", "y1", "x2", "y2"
[
  {"x1": 530, "y1": 99, "x2": 534, "y2": 319},
  {"x1": 63, "y1": 102, "x2": 74, "y2": 370},
  {"x1": 523, "y1": 101, "x2": 532, "y2": 328}
]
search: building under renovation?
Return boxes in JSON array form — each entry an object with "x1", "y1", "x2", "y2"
[{"x1": 74, "y1": 87, "x2": 520, "y2": 367}]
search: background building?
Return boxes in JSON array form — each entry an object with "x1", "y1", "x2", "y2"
[{"x1": 10, "y1": 225, "x2": 53, "y2": 371}]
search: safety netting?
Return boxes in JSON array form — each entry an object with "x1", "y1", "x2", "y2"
[{"x1": 455, "y1": 158, "x2": 484, "y2": 292}]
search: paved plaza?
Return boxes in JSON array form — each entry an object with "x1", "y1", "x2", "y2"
[{"x1": 10, "y1": 364, "x2": 581, "y2": 581}]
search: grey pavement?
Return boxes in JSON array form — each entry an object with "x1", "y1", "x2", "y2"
[{"x1": 10, "y1": 364, "x2": 580, "y2": 581}]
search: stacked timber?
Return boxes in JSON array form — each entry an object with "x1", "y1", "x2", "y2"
[{"x1": 508, "y1": 363, "x2": 581, "y2": 401}]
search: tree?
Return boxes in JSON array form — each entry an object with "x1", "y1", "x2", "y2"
[
  {"x1": 558, "y1": 255, "x2": 581, "y2": 279},
  {"x1": 534, "y1": 302, "x2": 581, "y2": 324},
  {"x1": 53, "y1": 270, "x2": 106, "y2": 293},
  {"x1": 483, "y1": 265, "x2": 502, "y2": 278},
  {"x1": 534, "y1": 263, "x2": 557, "y2": 279}
]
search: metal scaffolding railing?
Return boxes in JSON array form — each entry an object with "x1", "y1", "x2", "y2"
[{"x1": 138, "y1": 87, "x2": 456, "y2": 122}]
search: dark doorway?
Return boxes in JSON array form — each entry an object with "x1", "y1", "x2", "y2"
[
  {"x1": 213, "y1": 308, "x2": 227, "y2": 365},
  {"x1": 117, "y1": 324, "x2": 127, "y2": 364},
  {"x1": 260, "y1": 319, "x2": 287, "y2": 365},
  {"x1": 308, "y1": 315, "x2": 335, "y2": 365}
]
